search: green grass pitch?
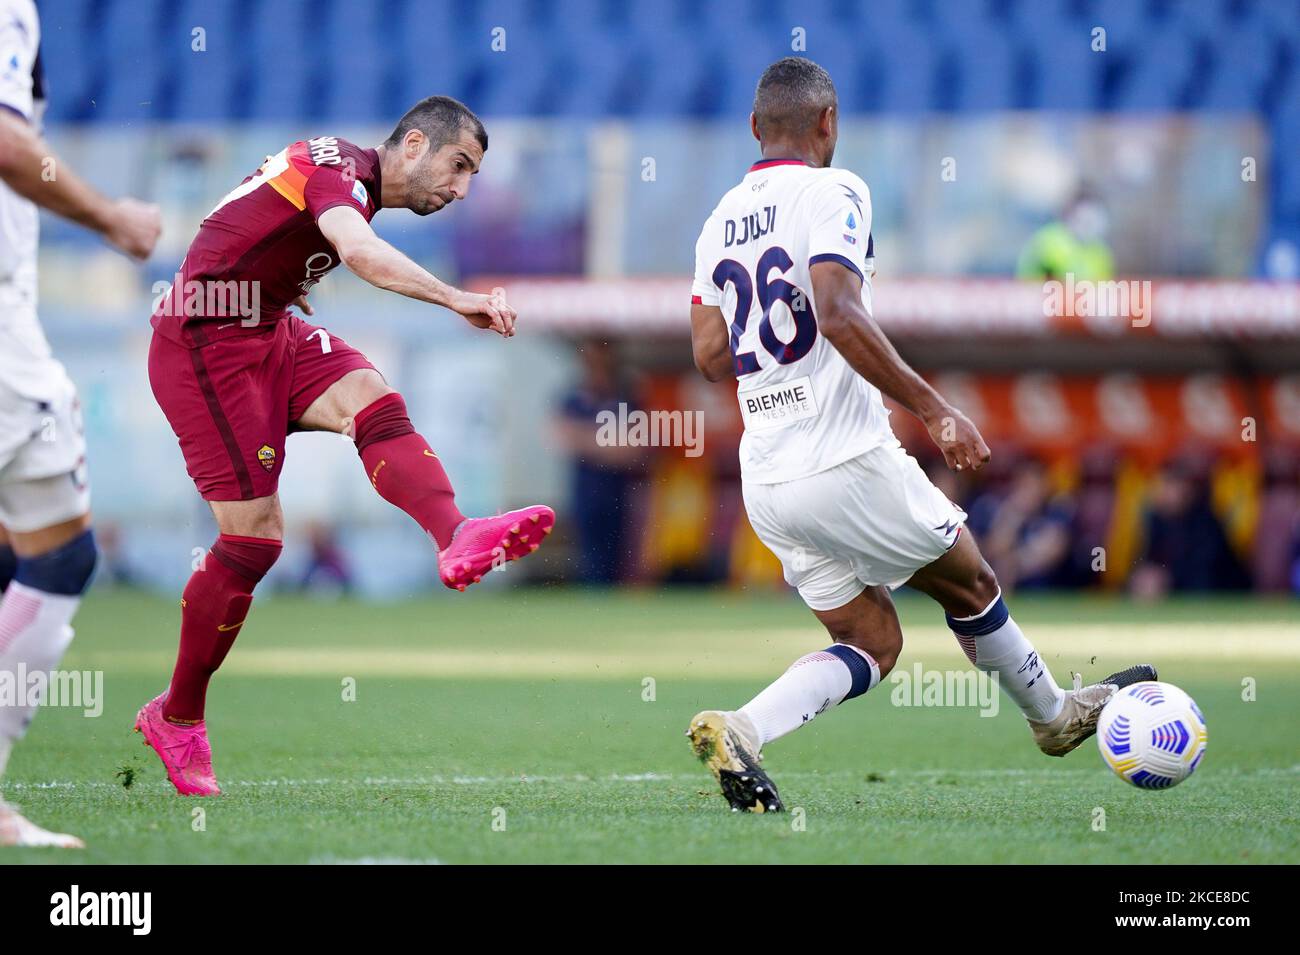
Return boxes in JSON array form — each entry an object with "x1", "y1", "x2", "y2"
[{"x1": 2, "y1": 588, "x2": 1297, "y2": 864}]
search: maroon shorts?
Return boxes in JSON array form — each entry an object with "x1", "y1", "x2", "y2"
[{"x1": 149, "y1": 316, "x2": 375, "y2": 501}]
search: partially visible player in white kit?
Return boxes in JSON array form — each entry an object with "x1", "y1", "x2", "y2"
[
  {"x1": 685, "y1": 58, "x2": 1154, "y2": 812},
  {"x1": 0, "y1": 0, "x2": 161, "y2": 845}
]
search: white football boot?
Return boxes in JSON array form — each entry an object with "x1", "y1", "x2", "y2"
[{"x1": 1029, "y1": 664, "x2": 1158, "y2": 757}]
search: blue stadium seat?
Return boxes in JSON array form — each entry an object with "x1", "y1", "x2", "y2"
[
  {"x1": 30, "y1": 0, "x2": 1300, "y2": 250},
  {"x1": 94, "y1": 0, "x2": 164, "y2": 121},
  {"x1": 1109, "y1": 29, "x2": 1196, "y2": 111},
  {"x1": 320, "y1": 0, "x2": 388, "y2": 121},
  {"x1": 386, "y1": 0, "x2": 465, "y2": 112},
  {"x1": 38, "y1": 0, "x2": 99, "y2": 120},
  {"x1": 541, "y1": 23, "x2": 625, "y2": 116},
  {"x1": 1273, "y1": 95, "x2": 1300, "y2": 211},
  {"x1": 873, "y1": 24, "x2": 945, "y2": 112},
  {"x1": 1199, "y1": 29, "x2": 1280, "y2": 110},
  {"x1": 1088, "y1": 0, "x2": 1146, "y2": 37},
  {"x1": 626, "y1": 28, "x2": 721, "y2": 117},
  {"x1": 944, "y1": 25, "x2": 1019, "y2": 112},
  {"x1": 240, "y1": 0, "x2": 317, "y2": 122},
  {"x1": 149, "y1": 0, "x2": 227, "y2": 122},
  {"x1": 1008, "y1": 0, "x2": 1104, "y2": 110}
]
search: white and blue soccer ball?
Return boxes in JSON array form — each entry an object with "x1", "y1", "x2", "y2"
[{"x1": 1097, "y1": 681, "x2": 1207, "y2": 790}]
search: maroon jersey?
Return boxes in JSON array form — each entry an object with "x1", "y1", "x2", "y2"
[{"x1": 152, "y1": 136, "x2": 382, "y2": 346}]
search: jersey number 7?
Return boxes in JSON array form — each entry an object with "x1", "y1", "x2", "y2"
[{"x1": 712, "y1": 246, "x2": 817, "y2": 376}]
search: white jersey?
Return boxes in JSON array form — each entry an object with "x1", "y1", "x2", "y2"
[
  {"x1": 692, "y1": 159, "x2": 893, "y2": 484},
  {"x1": 0, "y1": 0, "x2": 64, "y2": 402}
]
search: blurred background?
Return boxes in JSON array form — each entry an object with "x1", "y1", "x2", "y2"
[{"x1": 33, "y1": 0, "x2": 1300, "y2": 599}]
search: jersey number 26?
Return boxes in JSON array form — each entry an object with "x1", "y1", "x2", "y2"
[{"x1": 712, "y1": 246, "x2": 817, "y2": 376}]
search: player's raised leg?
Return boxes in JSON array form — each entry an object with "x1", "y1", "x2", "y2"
[
  {"x1": 689, "y1": 585, "x2": 900, "y2": 813},
  {"x1": 906, "y1": 528, "x2": 1155, "y2": 755},
  {"x1": 295, "y1": 366, "x2": 554, "y2": 590},
  {"x1": 0, "y1": 509, "x2": 97, "y2": 848},
  {"x1": 135, "y1": 495, "x2": 283, "y2": 796}
]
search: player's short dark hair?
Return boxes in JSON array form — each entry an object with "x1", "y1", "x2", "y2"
[
  {"x1": 753, "y1": 57, "x2": 837, "y2": 139},
  {"x1": 385, "y1": 95, "x2": 488, "y2": 154}
]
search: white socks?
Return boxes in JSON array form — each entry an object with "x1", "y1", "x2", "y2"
[
  {"x1": 739, "y1": 644, "x2": 881, "y2": 747},
  {"x1": 0, "y1": 581, "x2": 80, "y2": 743},
  {"x1": 730, "y1": 592, "x2": 1063, "y2": 754},
  {"x1": 946, "y1": 590, "x2": 1064, "y2": 723}
]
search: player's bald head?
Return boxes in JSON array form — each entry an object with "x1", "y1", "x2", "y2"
[
  {"x1": 752, "y1": 57, "x2": 837, "y2": 142},
  {"x1": 385, "y1": 95, "x2": 488, "y2": 155}
]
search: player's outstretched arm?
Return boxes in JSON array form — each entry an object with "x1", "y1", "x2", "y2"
[
  {"x1": 318, "y1": 205, "x2": 516, "y2": 337},
  {"x1": 810, "y1": 260, "x2": 990, "y2": 471},
  {"x1": 0, "y1": 111, "x2": 160, "y2": 260},
  {"x1": 690, "y1": 302, "x2": 733, "y2": 381}
]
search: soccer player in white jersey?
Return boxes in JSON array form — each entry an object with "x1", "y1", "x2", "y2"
[
  {"x1": 0, "y1": 0, "x2": 161, "y2": 845},
  {"x1": 686, "y1": 58, "x2": 1153, "y2": 813}
]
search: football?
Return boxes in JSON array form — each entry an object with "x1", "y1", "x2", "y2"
[{"x1": 1098, "y1": 682, "x2": 1208, "y2": 790}]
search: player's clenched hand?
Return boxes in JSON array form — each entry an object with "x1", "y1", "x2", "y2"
[
  {"x1": 446, "y1": 286, "x2": 517, "y2": 337},
  {"x1": 105, "y1": 198, "x2": 162, "y2": 261},
  {"x1": 925, "y1": 405, "x2": 991, "y2": 472}
]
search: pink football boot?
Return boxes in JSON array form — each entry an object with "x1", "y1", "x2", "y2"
[
  {"x1": 133, "y1": 694, "x2": 221, "y2": 796},
  {"x1": 439, "y1": 504, "x2": 555, "y2": 591}
]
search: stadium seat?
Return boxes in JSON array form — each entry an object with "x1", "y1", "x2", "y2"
[
  {"x1": 1109, "y1": 30, "x2": 1196, "y2": 111},
  {"x1": 1198, "y1": 29, "x2": 1281, "y2": 110},
  {"x1": 30, "y1": 0, "x2": 1300, "y2": 246},
  {"x1": 95, "y1": 0, "x2": 164, "y2": 121},
  {"x1": 39, "y1": 0, "x2": 98, "y2": 120}
]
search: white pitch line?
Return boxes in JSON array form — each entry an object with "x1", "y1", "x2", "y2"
[{"x1": 4, "y1": 765, "x2": 1297, "y2": 792}]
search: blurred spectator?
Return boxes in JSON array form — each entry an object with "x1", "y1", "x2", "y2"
[
  {"x1": 1252, "y1": 447, "x2": 1300, "y2": 593},
  {"x1": 553, "y1": 340, "x2": 648, "y2": 584},
  {"x1": 980, "y1": 458, "x2": 1073, "y2": 592},
  {"x1": 923, "y1": 455, "x2": 964, "y2": 510},
  {"x1": 1131, "y1": 461, "x2": 1249, "y2": 597},
  {"x1": 958, "y1": 451, "x2": 1017, "y2": 543},
  {"x1": 298, "y1": 521, "x2": 354, "y2": 597},
  {"x1": 1291, "y1": 538, "x2": 1300, "y2": 596},
  {"x1": 1017, "y1": 188, "x2": 1115, "y2": 281},
  {"x1": 1065, "y1": 448, "x2": 1121, "y2": 587}
]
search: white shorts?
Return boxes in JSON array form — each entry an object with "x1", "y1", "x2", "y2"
[
  {"x1": 743, "y1": 440, "x2": 967, "y2": 611},
  {"x1": 0, "y1": 375, "x2": 90, "y2": 533}
]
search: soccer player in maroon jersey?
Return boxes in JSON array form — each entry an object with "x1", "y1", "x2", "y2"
[{"x1": 136, "y1": 96, "x2": 554, "y2": 796}]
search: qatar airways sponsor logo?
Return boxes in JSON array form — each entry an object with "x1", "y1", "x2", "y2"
[
  {"x1": 300, "y1": 251, "x2": 334, "y2": 294},
  {"x1": 152, "y1": 275, "x2": 262, "y2": 327}
]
